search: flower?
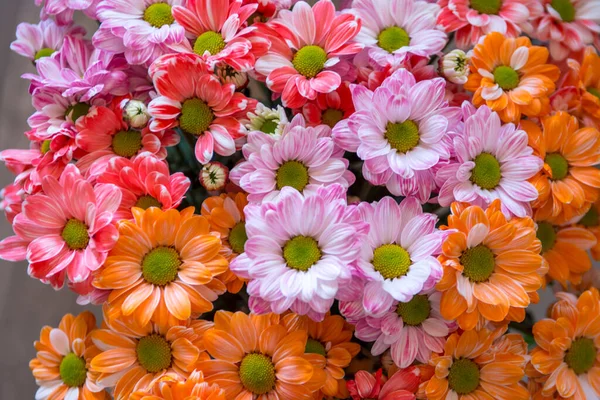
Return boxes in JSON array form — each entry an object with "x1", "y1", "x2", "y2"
[
  {"x1": 35, "y1": 0, "x2": 100, "y2": 25},
  {"x1": 255, "y1": 0, "x2": 363, "y2": 108},
  {"x1": 332, "y1": 69, "x2": 461, "y2": 203},
  {"x1": 92, "y1": 207, "x2": 228, "y2": 326},
  {"x1": 347, "y1": 367, "x2": 421, "y2": 400},
  {"x1": 130, "y1": 370, "x2": 226, "y2": 400},
  {"x1": 437, "y1": 200, "x2": 545, "y2": 330},
  {"x1": 465, "y1": 32, "x2": 560, "y2": 123},
  {"x1": 230, "y1": 185, "x2": 367, "y2": 320},
  {"x1": 198, "y1": 311, "x2": 326, "y2": 399},
  {"x1": 11, "y1": 19, "x2": 85, "y2": 61},
  {"x1": 30, "y1": 311, "x2": 109, "y2": 400},
  {"x1": 216, "y1": 64, "x2": 249, "y2": 89},
  {"x1": 436, "y1": 104, "x2": 543, "y2": 218},
  {"x1": 199, "y1": 162, "x2": 229, "y2": 191},
  {"x1": 246, "y1": 103, "x2": 289, "y2": 136},
  {"x1": 529, "y1": 289, "x2": 600, "y2": 399},
  {"x1": 298, "y1": 82, "x2": 354, "y2": 129},
  {"x1": 440, "y1": 49, "x2": 470, "y2": 85},
  {"x1": 122, "y1": 99, "x2": 151, "y2": 129}
]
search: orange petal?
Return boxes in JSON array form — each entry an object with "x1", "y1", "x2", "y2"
[
  {"x1": 275, "y1": 356, "x2": 313, "y2": 385},
  {"x1": 90, "y1": 348, "x2": 137, "y2": 373},
  {"x1": 203, "y1": 329, "x2": 245, "y2": 363},
  {"x1": 480, "y1": 362, "x2": 525, "y2": 385},
  {"x1": 164, "y1": 283, "x2": 191, "y2": 320}
]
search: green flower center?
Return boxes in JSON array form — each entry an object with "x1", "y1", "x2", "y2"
[
  {"x1": 377, "y1": 26, "x2": 410, "y2": 53},
  {"x1": 292, "y1": 45, "x2": 327, "y2": 78},
  {"x1": 470, "y1": 153, "x2": 502, "y2": 190},
  {"x1": 135, "y1": 195, "x2": 162, "y2": 210},
  {"x1": 276, "y1": 160, "x2": 309, "y2": 192},
  {"x1": 239, "y1": 353, "x2": 276, "y2": 395},
  {"x1": 34, "y1": 47, "x2": 55, "y2": 60},
  {"x1": 179, "y1": 98, "x2": 214, "y2": 135},
  {"x1": 65, "y1": 102, "x2": 90, "y2": 122},
  {"x1": 579, "y1": 206, "x2": 599, "y2": 227},
  {"x1": 259, "y1": 119, "x2": 279, "y2": 134},
  {"x1": 143, "y1": 3, "x2": 174, "y2": 28},
  {"x1": 536, "y1": 222, "x2": 557, "y2": 253},
  {"x1": 193, "y1": 31, "x2": 226, "y2": 56},
  {"x1": 385, "y1": 120, "x2": 420, "y2": 153},
  {"x1": 229, "y1": 222, "x2": 248, "y2": 254},
  {"x1": 59, "y1": 353, "x2": 87, "y2": 387},
  {"x1": 61, "y1": 219, "x2": 89, "y2": 250},
  {"x1": 588, "y1": 87, "x2": 600, "y2": 100},
  {"x1": 40, "y1": 139, "x2": 51, "y2": 154},
  {"x1": 305, "y1": 338, "x2": 327, "y2": 357},
  {"x1": 396, "y1": 295, "x2": 431, "y2": 326},
  {"x1": 545, "y1": 153, "x2": 569, "y2": 181},
  {"x1": 551, "y1": 0, "x2": 576, "y2": 22},
  {"x1": 322, "y1": 108, "x2": 344, "y2": 128},
  {"x1": 142, "y1": 246, "x2": 181, "y2": 286},
  {"x1": 565, "y1": 337, "x2": 597, "y2": 375},
  {"x1": 448, "y1": 358, "x2": 481, "y2": 395},
  {"x1": 112, "y1": 130, "x2": 142, "y2": 158},
  {"x1": 283, "y1": 236, "x2": 321, "y2": 272},
  {"x1": 493, "y1": 66, "x2": 520, "y2": 90},
  {"x1": 470, "y1": 0, "x2": 502, "y2": 14},
  {"x1": 460, "y1": 245, "x2": 495, "y2": 283},
  {"x1": 136, "y1": 334, "x2": 172, "y2": 373},
  {"x1": 372, "y1": 244, "x2": 411, "y2": 280}
]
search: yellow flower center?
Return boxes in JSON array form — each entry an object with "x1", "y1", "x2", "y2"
[
  {"x1": 134, "y1": 195, "x2": 162, "y2": 210},
  {"x1": 35, "y1": 47, "x2": 55, "y2": 60},
  {"x1": 292, "y1": 45, "x2": 327, "y2": 78},
  {"x1": 276, "y1": 160, "x2": 309, "y2": 191},
  {"x1": 65, "y1": 102, "x2": 90, "y2": 122},
  {"x1": 305, "y1": 338, "x2": 327, "y2": 357},
  {"x1": 193, "y1": 31, "x2": 226, "y2": 56},
  {"x1": 143, "y1": 3, "x2": 174, "y2": 28},
  {"x1": 61, "y1": 219, "x2": 89, "y2": 250},
  {"x1": 112, "y1": 130, "x2": 142, "y2": 158},
  {"x1": 239, "y1": 353, "x2": 276, "y2": 395},
  {"x1": 579, "y1": 207, "x2": 599, "y2": 227},
  {"x1": 396, "y1": 295, "x2": 431, "y2": 326},
  {"x1": 551, "y1": 0, "x2": 576, "y2": 22},
  {"x1": 536, "y1": 222, "x2": 557, "y2": 253},
  {"x1": 259, "y1": 118, "x2": 279, "y2": 134},
  {"x1": 59, "y1": 353, "x2": 87, "y2": 387},
  {"x1": 377, "y1": 26, "x2": 410, "y2": 53},
  {"x1": 385, "y1": 120, "x2": 420, "y2": 153},
  {"x1": 229, "y1": 222, "x2": 248, "y2": 254},
  {"x1": 372, "y1": 244, "x2": 411, "y2": 280},
  {"x1": 470, "y1": 153, "x2": 501, "y2": 190},
  {"x1": 493, "y1": 65, "x2": 520, "y2": 90},
  {"x1": 588, "y1": 87, "x2": 600, "y2": 100},
  {"x1": 448, "y1": 358, "x2": 481, "y2": 395},
  {"x1": 470, "y1": 0, "x2": 502, "y2": 14},
  {"x1": 283, "y1": 236, "x2": 321, "y2": 272},
  {"x1": 322, "y1": 108, "x2": 344, "y2": 128},
  {"x1": 179, "y1": 98, "x2": 214, "y2": 136},
  {"x1": 460, "y1": 245, "x2": 495, "y2": 283},
  {"x1": 136, "y1": 334, "x2": 172, "y2": 373},
  {"x1": 545, "y1": 153, "x2": 569, "y2": 180},
  {"x1": 565, "y1": 337, "x2": 597, "y2": 375},
  {"x1": 40, "y1": 139, "x2": 52, "y2": 154},
  {"x1": 142, "y1": 246, "x2": 181, "y2": 286}
]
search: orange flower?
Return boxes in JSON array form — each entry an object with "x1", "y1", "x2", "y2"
[
  {"x1": 93, "y1": 207, "x2": 228, "y2": 327},
  {"x1": 198, "y1": 311, "x2": 326, "y2": 399},
  {"x1": 422, "y1": 326, "x2": 530, "y2": 400},
  {"x1": 30, "y1": 311, "x2": 109, "y2": 400},
  {"x1": 283, "y1": 313, "x2": 361, "y2": 398},
  {"x1": 529, "y1": 289, "x2": 600, "y2": 399},
  {"x1": 437, "y1": 200, "x2": 545, "y2": 331},
  {"x1": 130, "y1": 370, "x2": 226, "y2": 400},
  {"x1": 465, "y1": 32, "x2": 560, "y2": 123}
]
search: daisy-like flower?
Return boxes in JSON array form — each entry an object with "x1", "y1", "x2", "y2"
[
  {"x1": 436, "y1": 200, "x2": 545, "y2": 331},
  {"x1": 298, "y1": 82, "x2": 354, "y2": 129},
  {"x1": 332, "y1": 69, "x2": 461, "y2": 203},
  {"x1": 347, "y1": 367, "x2": 421, "y2": 400},
  {"x1": 199, "y1": 162, "x2": 229, "y2": 191},
  {"x1": 440, "y1": 49, "x2": 470, "y2": 85},
  {"x1": 422, "y1": 326, "x2": 530, "y2": 399},
  {"x1": 246, "y1": 103, "x2": 289, "y2": 136},
  {"x1": 465, "y1": 32, "x2": 561, "y2": 123},
  {"x1": 30, "y1": 311, "x2": 109, "y2": 400},
  {"x1": 199, "y1": 311, "x2": 326, "y2": 399},
  {"x1": 148, "y1": 53, "x2": 253, "y2": 164},
  {"x1": 351, "y1": 0, "x2": 447, "y2": 67},
  {"x1": 436, "y1": 104, "x2": 543, "y2": 218},
  {"x1": 130, "y1": 370, "x2": 226, "y2": 400},
  {"x1": 230, "y1": 185, "x2": 367, "y2": 320},
  {"x1": 254, "y1": 0, "x2": 363, "y2": 108},
  {"x1": 92, "y1": 207, "x2": 228, "y2": 326},
  {"x1": 529, "y1": 289, "x2": 600, "y2": 399},
  {"x1": 11, "y1": 19, "x2": 85, "y2": 61}
]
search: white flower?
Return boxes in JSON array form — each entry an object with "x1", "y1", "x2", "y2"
[
  {"x1": 123, "y1": 100, "x2": 150, "y2": 128},
  {"x1": 441, "y1": 49, "x2": 471, "y2": 85}
]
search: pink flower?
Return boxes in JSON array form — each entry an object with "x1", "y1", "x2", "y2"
[
  {"x1": 347, "y1": 367, "x2": 421, "y2": 400},
  {"x1": 0, "y1": 183, "x2": 24, "y2": 224},
  {"x1": 148, "y1": 53, "x2": 254, "y2": 164},
  {"x1": 298, "y1": 82, "x2": 355, "y2": 129},
  {"x1": 0, "y1": 164, "x2": 121, "y2": 293},
  {"x1": 10, "y1": 19, "x2": 85, "y2": 61},
  {"x1": 333, "y1": 69, "x2": 461, "y2": 202},
  {"x1": 255, "y1": 0, "x2": 363, "y2": 108},
  {"x1": 36, "y1": 0, "x2": 100, "y2": 25}
]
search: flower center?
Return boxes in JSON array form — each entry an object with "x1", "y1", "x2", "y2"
[
  {"x1": 65, "y1": 102, "x2": 90, "y2": 122},
  {"x1": 470, "y1": 153, "x2": 501, "y2": 190},
  {"x1": 470, "y1": 0, "x2": 502, "y2": 14},
  {"x1": 460, "y1": 245, "x2": 495, "y2": 283},
  {"x1": 372, "y1": 244, "x2": 411, "y2": 280},
  {"x1": 239, "y1": 353, "x2": 276, "y2": 395},
  {"x1": 536, "y1": 222, "x2": 557, "y2": 253},
  {"x1": 322, "y1": 108, "x2": 344, "y2": 128},
  {"x1": 283, "y1": 236, "x2": 321, "y2": 272},
  {"x1": 385, "y1": 120, "x2": 420, "y2": 153},
  {"x1": 34, "y1": 47, "x2": 55, "y2": 60},
  {"x1": 276, "y1": 160, "x2": 309, "y2": 191},
  {"x1": 396, "y1": 295, "x2": 431, "y2": 326},
  {"x1": 61, "y1": 219, "x2": 89, "y2": 250},
  {"x1": 448, "y1": 358, "x2": 481, "y2": 395},
  {"x1": 136, "y1": 334, "x2": 172, "y2": 373},
  {"x1": 193, "y1": 31, "x2": 226, "y2": 56},
  {"x1": 179, "y1": 98, "x2": 214, "y2": 135},
  {"x1": 565, "y1": 337, "x2": 597, "y2": 375},
  {"x1": 259, "y1": 119, "x2": 279, "y2": 134},
  {"x1": 142, "y1": 246, "x2": 181, "y2": 286},
  {"x1": 229, "y1": 222, "x2": 248, "y2": 254},
  {"x1": 545, "y1": 153, "x2": 569, "y2": 180},
  {"x1": 377, "y1": 26, "x2": 410, "y2": 53},
  {"x1": 143, "y1": 3, "x2": 174, "y2": 28},
  {"x1": 551, "y1": 0, "x2": 576, "y2": 22},
  {"x1": 588, "y1": 87, "x2": 600, "y2": 100},
  {"x1": 305, "y1": 338, "x2": 327, "y2": 357},
  {"x1": 112, "y1": 130, "x2": 142, "y2": 158},
  {"x1": 493, "y1": 66, "x2": 520, "y2": 90},
  {"x1": 40, "y1": 139, "x2": 51, "y2": 154},
  {"x1": 134, "y1": 195, "x2": 162, "y2": 210},
  {"x1": 59, "y1": 353, "x2": 87, "y2": 387},
  {"x1": 579, "y1": 206, "x2": 599, "y2": 227},
  {"x1": 292, "y1": 45, "x2": 327, "y2": 78}
]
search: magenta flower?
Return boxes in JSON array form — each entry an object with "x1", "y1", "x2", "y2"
[{"x1": 11, "y1": 19, "x2": 85, "y2": 62}]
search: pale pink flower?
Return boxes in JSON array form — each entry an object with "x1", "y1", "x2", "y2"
[
  {"x1": 10, "y1": 19, "x2": 85, "y2": 61},
  {"x1": 36, "y1": 0, "x2": 100, "y2": 25}
]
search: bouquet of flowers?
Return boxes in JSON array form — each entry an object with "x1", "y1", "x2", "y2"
[{"x1": 3, "y1": 0, "x2": 600, "y2": 398}]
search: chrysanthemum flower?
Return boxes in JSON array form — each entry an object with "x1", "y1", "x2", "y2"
[
  {"x1": 529, "y1": 289, "x2": 600, "y2": 399},
  {"x1": 122, "y1": 99, "x2": 151, "y2": 129},
  {"x1": 93, "y1": 207, "x2": 228, "y2": 326},
  {"x1": 11, "y1": 19, "x2": 85, "y2": 61},
  {"x1": 351, "y1": 0, "x2": 447, "y2": 67},
  {"x1": 30, "y1": 311, "x2": 109, "y2": 400},
  {"x1": 299, "y1": 82, "x2": 354, "y2": 129},
  {"x1": 199, "y1": 161, "x2": 229, "y2": 191},
  {"x1": 437, "y1": 200, "x2": 545, "y2": 331},
  {"x1": 347, "y1": 367, "x2": 421, "y2": 400},
  {"x1": 148, "y1": 53, "x2": 253, "y2": 164},
  {"x1": 35, "y1": 0, "x2": 99, "y2": 25},
  {"x1": 422, "y1": 326, "x2": 530, "y2": 399},
  {"x1": 436, "y1": 104, "x2": 542, "y2": 218},
  {"x1": 255, "y1": 0, "x2": 363, "y2": 108},
  {"x1": 465, "y1": 32, "x2": 560, "y2": 123},
  {"x1": 199, "y1": 311, "x2": 326, "y2": 399},
  {"x1": 245, "y1": 103, "x2": 289, "y2": 136},
  {"x1": 230, "y1": 185, "x2": 367, "y2": 320},
  {"x1": 440, "y1": 49, "x2": 471, "y2": 85},
  {"x1": 130, "y1": 370, "x2": 226, "y2": 400}
]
